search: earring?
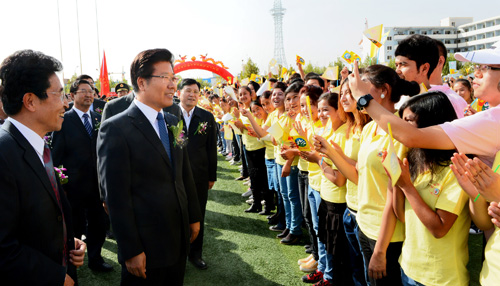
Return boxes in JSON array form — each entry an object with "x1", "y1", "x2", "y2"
[{"x1": 381, "y1": 93, "x2": 385, "y2": 99}]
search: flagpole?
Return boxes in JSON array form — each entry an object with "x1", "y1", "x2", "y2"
[
  {"x1": 75, "y1": 0, "x2": 83, "y2": 75},
  {"x1": 95, "y1": 0, "x2": 101, "y2": 72},
  {"x1": 56, "y1": 0, "x2": 64, "y2": 82}
]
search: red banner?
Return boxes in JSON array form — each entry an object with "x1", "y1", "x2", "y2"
[
  {"x1": 174, "y1": 61, "x2": 235, "y2": 84},
  {"x1": 99, "y1": 51, "x2": 110, "y2": 96}
]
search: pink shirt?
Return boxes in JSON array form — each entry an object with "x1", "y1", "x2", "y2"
[
  {"x1": 440, "y1": 105, "x2": 500, "y2": 167},
  {"x1": 430, "y1": 84, "x2": 468, "y2": 119}
]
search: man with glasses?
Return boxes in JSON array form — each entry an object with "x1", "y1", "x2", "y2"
[
  {"x1": 51, "y1": 79, "x2": 112, "y2": 273},
  {"x1": 0, "y1": 50, "x2": 86, "y2": 285},
  {"x1": 101, "y1": 73, "x2": 181, "y2": 121},
  {"x1": 72, "y1": 74, "x2": 106, "y2": 113},
  {"x1": 97, "y1": 48, "x2": 201, "y2": 285}
]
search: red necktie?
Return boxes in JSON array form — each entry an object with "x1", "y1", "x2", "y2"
[{"x1": 43, "y1": 144, "x2": 68, "y2": 267}]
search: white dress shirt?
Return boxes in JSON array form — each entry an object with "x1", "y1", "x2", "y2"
[
  {"x1": 8, "y1": 117, "x2": 45, "y2": 164},
  {"x1": 133, "y1": 99, "x2": 167, "y2": 138},
  {"x1": 180, "y1": 105, "x2": 194, "y2": 131},
  {"x1": 72, "y1": 106, "x2": 92, "y2": 125}
]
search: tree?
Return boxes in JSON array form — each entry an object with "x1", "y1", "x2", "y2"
[
  {"x1": 196, "y1": 78, "x2": 211, "y2": 89},
  {"x1": 386, "y1": 58, "x2": 396, "y2": 70},
  {"x1": 241, "y1": 58, "x2": 260, "y2": 79},
  {"x1": 332, "y1": 58, "x2": 345, "y2": 72},
  {"x1": 442, "y1": 54, "x2": 463, "y2": 76}
]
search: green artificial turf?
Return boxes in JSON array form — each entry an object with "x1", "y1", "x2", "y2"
[{"x1": 77, "y1": 153, "x2": 484, "y2": 285}]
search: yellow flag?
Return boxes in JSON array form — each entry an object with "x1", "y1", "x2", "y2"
[
  {"x1": 382, "y1": 123, "x2": 402, "y2": 186},
  {"x1": 363, "y1": 24, "x2": 383, "y2": 48},
  {"x1": 322, "y1": 66, "x2": 339, "y2": 81},
  {"x1": 306, "y1": 96, "x2": 315, "y2": 134},
  {"x1": 267, "y1": 121, "x2": 284, "y2": 141},
  {"x1": 281, "y1": 67, "x2": 288, "y2": 79},
  {"x1": 342, "y1": 50, "x2": 354, "y2": 64},
  {"x1": 296, "y1": 55, "x2": 305, "y2": 65},
  {"x1": 250, "y1": 74, "x2": 257, "y2": 81},
  {"x1": 289, "y1": 128, "x2": 310, "y2": 151},
  {"x1": 224, "y1": 124, "x2": 233, "y2": 140},
  {"x1": 350, "y1": 51, "x2": 361, "y2": 63}
]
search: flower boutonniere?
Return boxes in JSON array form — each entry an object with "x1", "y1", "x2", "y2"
[
  {"x1": 168, "y1": 120, "x2": 188, "y2": 148},
  {"x1": 43, "y1": 135, "x2": 52, "y2": 146},
  {"x1": 54, "y1": 165, "x2": 69, "y2": 184},
  {"x1": 95, "y1": 107, "x2": 103, "y2": 114},
  {"x1": 94, "y1": 120, "x2": 101, "y2": 132},
  {"x1": 195, "y1": 121, "x2": 208, "y2": 135}
]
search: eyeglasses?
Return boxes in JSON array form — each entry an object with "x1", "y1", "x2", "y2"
[
  {"x1": 45, "y1": 90, "x2": 66, "y2": 101},
  {"x1": 473, "y1": 64, "x2": 500, "y2": 73},
  {"x1": 75, "y1": 89, "x2": 94, "y2": 95},
  {"x1": 150, "y1": 74, "x2": 179, "y2": 83}
]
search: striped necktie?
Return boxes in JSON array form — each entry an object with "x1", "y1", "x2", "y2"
[
  {"x1": 82, "y1": 114, "x2": 92, "y2": 136},
  {"x1": 156, "y1": 112, "x2": 172, "y2": 165}
]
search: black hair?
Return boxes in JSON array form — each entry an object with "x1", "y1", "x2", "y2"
[
  {"x1": 395, "y1": 34, "x2": 439, "y2": 79},
  {"x1": 130, "y1": 48, "x2": 174, "y2": 92},
  {"x1": 454, "y1": 78, "x2": 472, "y2": 92},
  {"x1": 273, "y1": 81, "x2": 287, "y2": 92},
  {"x1": 304, "y1": 72, "x2": 319, "y2": 82},
  {"x1": 299, "y1": 85, "x2": 323, "y2": 106},
  {"x1": 269, "y1": 78, "x2": 278, "y2": 83},
  {"x1": 178, "y1": 78, "x2": 200, "y2": 91},
  {"x1": 434, "y1": 39, "x2": 448, "y2": 67},
  {"x1": 261, "y1": 90, "x2": 272, "y2": 99},
  {"x1": 363, "y1": 65, "x2": 420, "y2": 103},
  {"x1": 290, "y1": 77, "x2": 304, "y2": 85},
  {"x1": 0, "y1": 50, "x2": 62, "y2": 116},
  {"x1": 398, "y1": 91, "x2": 458, "y2": 181},
  {"x1": 306, "y1": 75, "x2": 325, "y2": 88},
  {"x1": 318, "y1": 92, "x2": 339, "y2": 110},
  {"x1": 76, "y1": 74, "x2": 94, "y2": 84},
  {"x1": 250, "y1": 99, "x2": 263, "y2": 109},
  {"x1": 284, "y1": 81, "x2": 304, "y2": 96},
  {"x1": 248, "y1": 81, "x2": 260, "y2": 92},
  {"x1": 240, "y1": 85, "x2": 252, "y2": 95},
  {"x1": 70, "y1": 79, "x2": 93, "y2": 94}
]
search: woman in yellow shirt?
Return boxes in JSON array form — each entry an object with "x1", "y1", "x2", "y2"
[
  {"x1": 313, "y1": 65, "x2": 420, "y2": 285},
  {"x1": 391, "y1": 92, "x2": 470, "y2": 286}
]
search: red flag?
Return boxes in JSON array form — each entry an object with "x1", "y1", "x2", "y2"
[{"x1": 99, "y1": 51, "x2": 110, "y2": 96}]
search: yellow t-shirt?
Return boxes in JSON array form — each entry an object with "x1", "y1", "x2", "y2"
[
  {"x1": 262, "y1": 138, "x2": 275, "y2": 160},
  {"x1": 399, "y1": 167, "x2": 470, "y2": 286},
  {"x1": 357, "y1": 120, "x2": 407, "y2": 242},
  {"x1": 265, "y1": 110, "x2": 286, "y2": 165},
  {"x1": 344, "y1": 129, "x2": 361, "y2": 211},
  {"x1": 480, "y1": 227, "x2": 500, "y2": 285},
  {"x1": 320, "y1": 124, "x2": 348, "y2": 203},
  {"x1": 307, "y1": 119, "x2": 326, "y2": 191},
  {"x1": 242, "y1": 116, "x2": 265, "y2": 151},
  {"x1": 277, "y1": 114, "x2": 299, "y2": 166},
  {"x1": 297, "y1": 115, "x2": 309, "y2": 171}
]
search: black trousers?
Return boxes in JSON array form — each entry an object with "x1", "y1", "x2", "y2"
[
  {"x1": 68, "y1": 194, "x2": 107, "y2": 264},
  {"x1": 120, "y1": 257, "x2": 187, "y2": 286},
  {"x1": 231, "y1": 132, "x2": 240, "y2": 161},
  {"x1": 245, "y1": 147, "x2": 272, "y2": 206},
  {"x1": 298, "y1": 170, "x2": 318, "y2": 260},
  {"x1": 189, "y1": 181, "x2": 209, "y2": 259},
  {"x1": 357, "y1": 229, "x2": 402, "y2": 286}
]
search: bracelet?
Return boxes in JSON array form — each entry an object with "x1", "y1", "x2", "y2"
[
  {"x1": 474, "y1": 193, "x2": 481, "y2": 202},
  {"x1": 320, "y1": 157, "x2": 324, "y2": 166}
]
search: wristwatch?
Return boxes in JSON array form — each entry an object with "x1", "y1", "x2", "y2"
[{"x1": 357, "y1": 94, "x2": 374, "y2": 110}]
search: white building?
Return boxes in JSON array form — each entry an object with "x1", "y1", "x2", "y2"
[{"x1": 379, "y1": 15, "x2": 500, "y2": 63}]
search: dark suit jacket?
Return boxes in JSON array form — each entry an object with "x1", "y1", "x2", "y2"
[
  {"x1": 97, "y1": 103, "x2": 201, "y2": 267},
  {"x1": 182, "y1": 106, "x2": 218, "y2": 191},
  {"x1": 0, "y1": 121, "x2": 76, "y2": 285},
  {"x1": 51, "y1": 109, "x2": 101, "y2": 201},
  {"x1": 67, "y1": 98, "x2": 106, "y2": 113},
  {"x1": 101, "y1": 92, "x2": 181, "y2": 121}
]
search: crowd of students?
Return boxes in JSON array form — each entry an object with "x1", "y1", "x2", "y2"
[{"x1": 201, "y1": 34, "x2": 500, "y2": 286}]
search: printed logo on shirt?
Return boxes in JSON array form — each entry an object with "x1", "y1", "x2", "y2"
[{"x1": 430, "y1": 183, "x2": 441, "y2": 196}]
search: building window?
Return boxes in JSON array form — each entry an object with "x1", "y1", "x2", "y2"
[
  {"x1": 445, "y1": 30, "x2": 451, "y2": 34},
  {"x1": 387, "y1": 56, "x2": 391, "y2": 60},
  {"x1": 409, "y1": 31, "x2": 415, "y2": 35},
  {"x1": 451, "y1": 22, "x2": 455, "y2": 27},
  {"x1": 387, "y1": 46, "x2": 392, "y2": 51},
  {"x1": 445, "y1": 40, "x2": 450, "y2": 44},
  {"x1": 387, "y1": 36, "x2": 392, "y2": 41},
  {"x1": 421, "y1": 31, "x2": 427, "y2": 35}
]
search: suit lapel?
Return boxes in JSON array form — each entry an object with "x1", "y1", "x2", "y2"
[
  {"x1": 67, "y1": 109, "x2": 92, "y2": 138},
  {"x1": 128, "y1": 104, "x2": 173, "y2": 170},
  {"x1": 4, "y1": 122, "x2": 62, "y2": 211}
]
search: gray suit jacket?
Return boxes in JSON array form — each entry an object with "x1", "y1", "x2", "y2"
[{"x1": 101, "y1": 92, "x2": 181, "y2": 121}]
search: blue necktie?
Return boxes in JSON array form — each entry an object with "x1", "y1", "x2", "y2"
[
  {"x1": 156, "y1": 112, "x2": 172, "y2": 164},
  {"x1": 82, "y1": 114, "x2": 92, "y2": 136}
]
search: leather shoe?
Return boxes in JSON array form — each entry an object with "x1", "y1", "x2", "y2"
[
  {"x1": 88, "y1": 262, "x2": 113, "y2": 272},
  {"x1": 280, "y1": 233, "x2": 301, "y2": 245},
  {"x1": 245, "y1": 203, "x2": 262, "y2": 213},
  {"x1": 277, "y1": 228, "x2": 289, "y2": 239},
  {"x1": 189, "y1": 257, "x2": 208, "y2": 270}
]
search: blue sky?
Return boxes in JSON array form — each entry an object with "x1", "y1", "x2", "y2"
[{"x1": 1, "y1": 0, "x2": 499, "y2": 82}]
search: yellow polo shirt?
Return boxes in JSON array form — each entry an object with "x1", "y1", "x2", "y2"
[
  {"x1": 399, "y1": 167, "x2": 470, "y2": 286},
  {"x1": 344, "y1": 129, "x2": 361, "y2": 211},
  {"x1": 480, "y1": 227, "x2": 500, "y2": 285},
  {"x1": 357, "y1": 120, "x2": 407, "y2": 242},
  {"x1": 307, "y1": 119, "x2": 326, "y2": 192},
  {"x1": 320, "y1": 124, "x2": 348, "y2": 203},
  {"x1": 297, "y1": 115, "x2": 309, "y2": 171}
]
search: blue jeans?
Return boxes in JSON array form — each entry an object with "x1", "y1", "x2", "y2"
[
  {"x1": 265, "y1": 159, "x2": 278, "y2": 191},
  {"x1": 401, "y1": 268, "x2": 424, "y2": 286},
  {"x1": 276, "y1": 164, "x2": 302, "y2": 235},
  {"x1": 308, "y1": 186, "x2": 333, "y2": 280},
  {"x1": 343, "y1": 209, "x2": 367, "y2": 286}
]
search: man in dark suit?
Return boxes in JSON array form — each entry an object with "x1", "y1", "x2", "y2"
[
  {"x1": 178, "y1": 78, "x2": 217, "y2": 270},
  {"x1": 66, "y1": 75, "x2": 106, "y2": 114},
  {"x1": 0, "y1": 50, "x2": 86, "y2": 285},
  {"x1": 51, "y1": 79, "x2": 112, "y2": 272},
  {"x1": 98, "y1": 48, "x2": 201, "y2": 285},
  {"x1": 101, "y1": 90, "x2": 182, "y2": 121}
]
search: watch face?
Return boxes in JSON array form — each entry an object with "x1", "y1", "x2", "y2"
[{"x1": 360, "y1": 98, "x2": 367, "y2": 105}]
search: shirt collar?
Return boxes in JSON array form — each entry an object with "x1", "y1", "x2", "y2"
[
  {"x1": 7, "y1": 117, "x2": 45, "y2": 159},
  {"x1": 72, "y1": 106, "x2": 92, "y2": 119},
  {"x1": 180, "y1": 105, "x2": 195, "y2": 118},
  {"x1": 134, "y1": 98, "x2": 161, "y2": 126}
]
